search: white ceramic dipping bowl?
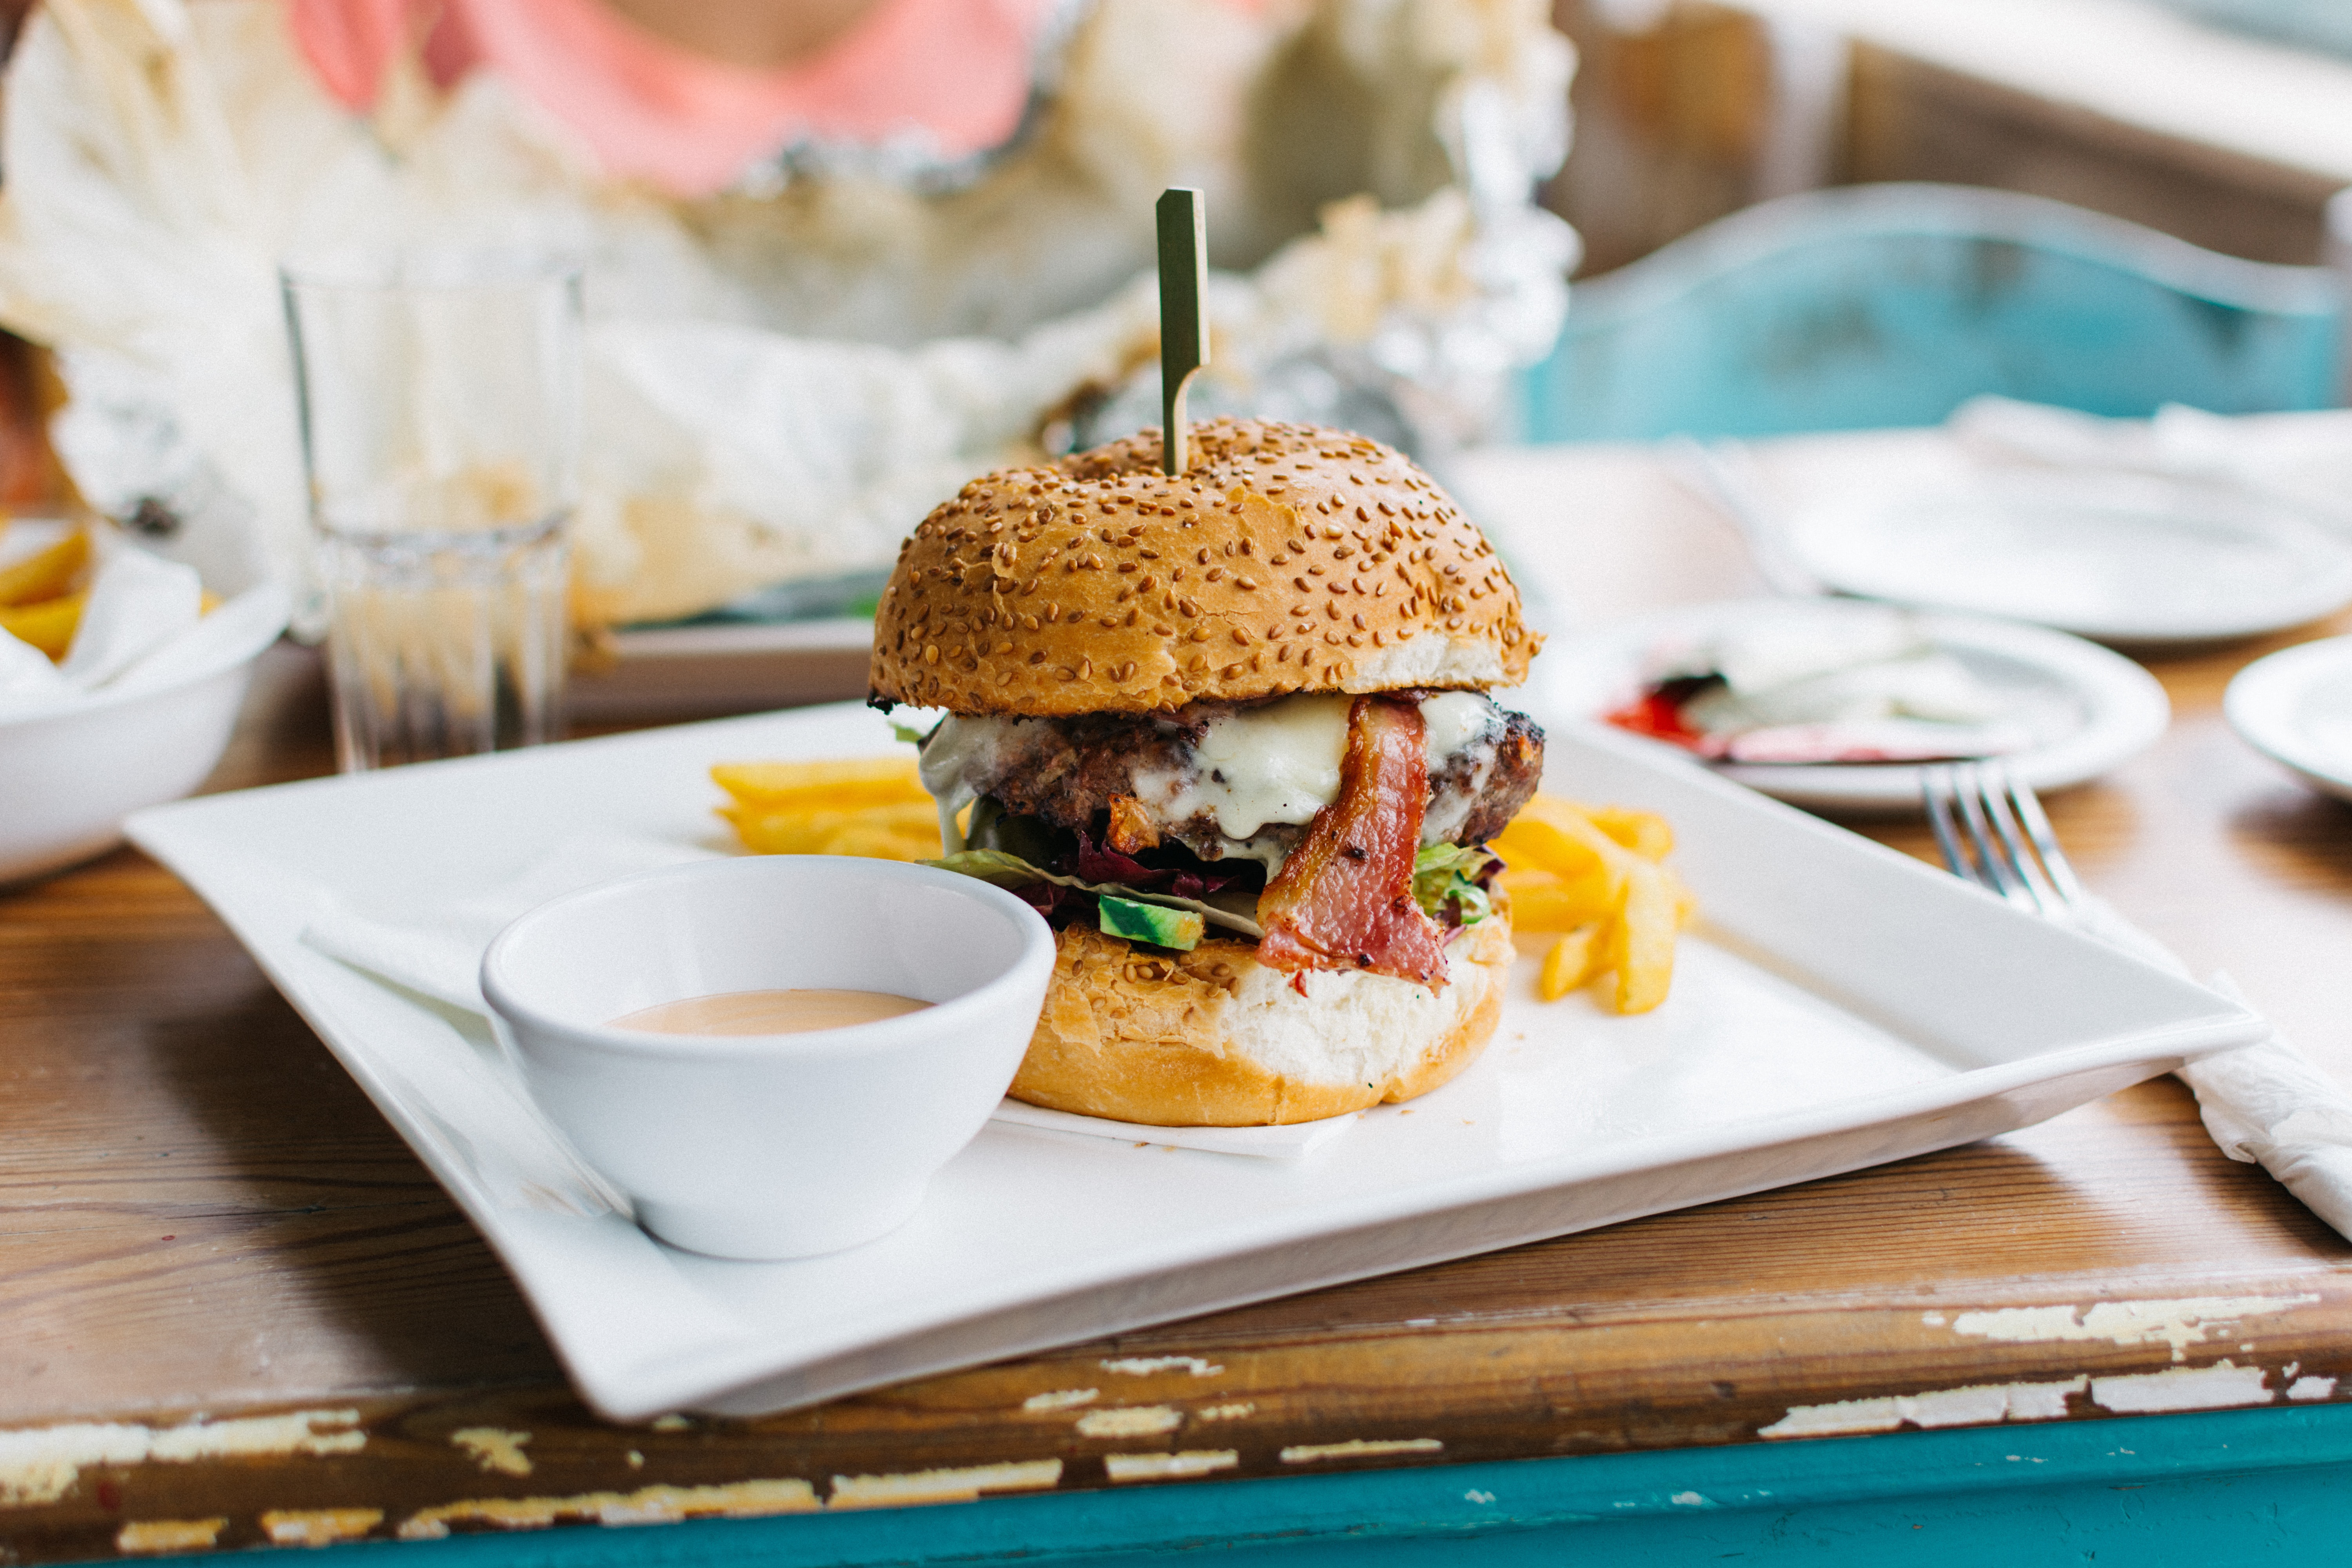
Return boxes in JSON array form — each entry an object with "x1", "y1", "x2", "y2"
[
  {"x1": 0, "y1": 584, "x2": 290, "y2": 885},
  {"x1": 480, "y1": 856, "x2": 1055, "y2": 1261}
]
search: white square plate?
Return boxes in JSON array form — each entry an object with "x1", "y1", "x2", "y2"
[{"x1": 128, "y1": 705, "x2": 2262, "y2": 1421}]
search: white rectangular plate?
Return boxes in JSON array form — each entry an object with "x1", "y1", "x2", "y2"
[{"x1": 128, "y1": 705, "x2": 2263, "y2": 1421}]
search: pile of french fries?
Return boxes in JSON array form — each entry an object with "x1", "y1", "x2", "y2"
[
  {"x1": 1492, "y1": 795, "x2": 1695, "y2": 1014},
  {"x1": 712, "y1": 758, "x2": 945, "y2": 860},
  {"x1": 0, "y1": 525, "x2": 90, "y2": 657}
]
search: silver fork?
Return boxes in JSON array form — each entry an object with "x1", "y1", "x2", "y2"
[{"x1": 1920, "y1": 760, "x2": 2089, "y2": 925}]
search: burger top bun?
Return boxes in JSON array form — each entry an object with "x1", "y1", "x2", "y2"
[{"x1": 869, "y1": 417, "x2": 1541, "y2": 716}]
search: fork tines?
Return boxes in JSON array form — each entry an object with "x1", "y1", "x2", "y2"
[{"x1": 1922, "y1": 760, "x2": 2084, "y2": 921}]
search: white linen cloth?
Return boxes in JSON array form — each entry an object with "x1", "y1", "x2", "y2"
[
  {"x1": 1950, "y1": 395, "x2": 2352, "y2": 534},
  {"x1": 300, "y1": 836, "x2": 1361, "y2": 1165},
  {"x1": 0, "y1": 528, "x2": 285, "y2": 714},
  {"x1": 2054, "y1": 891, "x2": 2352, "y2": 1243}
]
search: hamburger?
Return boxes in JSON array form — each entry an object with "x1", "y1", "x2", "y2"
[{"x1": 868, "y1": 417, "x2": 1544, "y2": 1125}]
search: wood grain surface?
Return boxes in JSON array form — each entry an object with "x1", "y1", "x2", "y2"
[{"x1": 7, "y1": 436, "x2": 2352, "y2": 1563}]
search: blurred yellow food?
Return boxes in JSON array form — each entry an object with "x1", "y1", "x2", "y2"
[
  {"x1": 712, "y1": 759, "x2": 943, "y2": 862},
  {"x1": 0, "y1": 590, "x2": 85, "y2": 659},
  {"x1": 1494, "y1": 793, "x2": 1693, "y2": 1015},
  {"x1": 0, "y1": 528, "x2": 86, "y2": 606},
  {"x1": 1538, "y1": 924, "x2": 1604, "y2": 1001},
  {"x1": 710, "y1": 758, "x2": 929, "y2": 809}
]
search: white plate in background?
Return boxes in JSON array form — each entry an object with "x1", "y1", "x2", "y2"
[
  {"x1": 1782, "y1": 472, "x2": 2352, "y2": 646},
  {"x1": 1538, "y1": 599, "x2": 2170, "y2": 813},
  {"x1": 127, "y1": 704, "x2": 2252, "y2": 1421},
  {"x1": 2226, "y1": 635, "x2": 2352, "y2": 804}
]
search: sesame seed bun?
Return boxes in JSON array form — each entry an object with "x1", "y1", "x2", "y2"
[
  {"x1": 1010, "y1": 903, "x2": 1514, "y2": 1125},
  {"x1": 869, "y1": 417, "x2": 1540, "y2": 715}
]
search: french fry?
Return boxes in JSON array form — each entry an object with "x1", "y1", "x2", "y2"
[
  {"x1": 811, "y1": 823, "x2": 939, "y2": 862},
  {"x1": 1503, "y1": 793, "x2": 1693, "y2": 1013},
  {"x1": 0, "y1": 590, "x2": 85, "y2": 659},
  {"x1": 1493, "y1": 812, "x2": 1612, "y2": 891},
  {"x1": 1539, "y1": 924, "x2": 1604, "y2": 1000},
  {"x1": 1609, "y1": 860, "x2": 1679, "y2": 1014},
  {"x1": 0, "y1": 528, "x2": 87, "y2": 607},
  {"x1": 1496, "y1": 865, "x2": 1614, "y2": 933},
  {"x1": 710, "y1": 758, "x2": 929, "y2": 811},
  {"x1": 1585, "y1": 805, "x2": 1673, "y2": 863},
  {"x1": 721, "y1": 800, "x2": 940, "y2": 856}
]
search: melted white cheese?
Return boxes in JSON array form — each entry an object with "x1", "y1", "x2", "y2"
[{"x1": 1135, "y1": 695, "x2": 1356, "y2": 840}]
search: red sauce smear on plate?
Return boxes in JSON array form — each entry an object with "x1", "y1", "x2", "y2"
[
  {"x1": 1257, "y1": 695, "x2": 1450, "y2": 987},
  {"x1": 1604, "y1": 690, "x2": 1708, "y2": 751}
]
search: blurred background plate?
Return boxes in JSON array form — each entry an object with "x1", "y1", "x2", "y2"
[
  {"x1": 2225, "y1": 634, "x2": 2352, "y2": 802},
  {"x1": 571, "y1": 618, "x2": 876, "y2": 722},
  {"x1": 1780, "y1": 472, "x2": 2352, "y2": 646},
  {"x1": 1537, "y1": 599, "x2": 2170, "y2": 813}
]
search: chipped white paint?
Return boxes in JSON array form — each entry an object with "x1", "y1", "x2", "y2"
[
  {"x1": 1279, "y1": 1439, "x2": 1444, "y2": 1463},
  {"x1": 116, "y1": 1519, "x2": 227, "y2": 1554},
  {"x1": 1670, "y1": 1491, "x2": 1713, "y2": 1507},
  {"x1": 1464, "y1": 1489, "x2": 1496, "y2": 1505},
  {"x1": 397, "y1": 1479, "x2": 819, "y2": 1537},
  {"x1": 261, "y1": 1508, "x2": 382, "y2": 1546},
  {"x1": 2288, "y1": 1376, "x2": 2338, "y2": 1402},
  {"x1": 2090, "y1": 1359, "x2": 2272, "y2": 1414},
  {"x1": 450, "y1": 1428, "x2": 533, "y2": 1477},
  {"x1": 0, "y1": 1410, "x2": 365, "y2": 1506},
  {"x1": 626, "y1": 1450, "x2": 644, "y2": 1469},
  {"x1": 1757, "y1": 1377, "x2": 2088, "y2": 1439},
  {"x1": 1920, "y1": 1312, "x2": 1947, "y2": 1326},
  {"x1": 1076, "y1": 1406, "x2": 1183, "y2": 1438},
  {"x1": 1104, "y1": 1450, "x2": 1239, "y2": 1482},
  {"x1": 649, "y1": 1415, "x2": 691, "y2": 1432},
  {"x1": 1195, "y1": 1402, "x2": 1257, "y2": 1422},
  {"x1": 1950, "y1": 1295, "x2": 2316, "y2": 1362},
  {"x1": 828, "y1": 1460, "x2": 1062, "y2": 1510},
  {"x1": 1101, "y1": 1356, "x2": 1223, "y2": 1377},
  {"x1": 1022, "y1": 1388, "x2": 1100, "y2": 1412}
]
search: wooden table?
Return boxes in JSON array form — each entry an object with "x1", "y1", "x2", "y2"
[{"x1": 9, "y1": 436, "x2": 2352, "y2": 1565}]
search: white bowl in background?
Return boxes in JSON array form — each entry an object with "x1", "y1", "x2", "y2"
[
  {"x1": 480, "y1": 855, "x2": 1056, "y2": 1261},
  {"x1": 0, "y1": 584, "x2": 291, "y2": 884}
]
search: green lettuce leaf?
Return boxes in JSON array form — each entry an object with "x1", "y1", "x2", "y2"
[
  {"x1": 1412, "y1": 842, "x2": 1499, "y2": 926},
  {"x1": 924, "y1": 849, "x2": 1265, "y2": 939}
]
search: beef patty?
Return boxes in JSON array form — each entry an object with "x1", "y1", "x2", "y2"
[{"x1": 922, "y1": 693, "x2": 1544, "y2": 865}]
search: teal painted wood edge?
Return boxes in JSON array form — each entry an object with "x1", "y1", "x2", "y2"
[{"x1": 169, "y1": 1403, "x2": 2352, "y2": 1567}]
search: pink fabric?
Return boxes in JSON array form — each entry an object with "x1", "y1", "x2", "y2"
[{"x1": 289, "y1": 0, "x2": 1060, "y2": 195}]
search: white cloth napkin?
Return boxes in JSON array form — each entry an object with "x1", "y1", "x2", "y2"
[
  {"x1": 1949, "y1": 395, "x2": 2352, "y2": 533},
  {"x1": 301, "y1": 835, "x2": 1359, "y2": 1163},
  {"x1": 0, "y1": 526, "x2": 285, "y2": 714},
  {"x1": 2181, "y1": 976, "x2": 2352, "y2": 1243},
  {"x1": 2058, "y1": 892, "x2": 2352, "y2": 1242}
]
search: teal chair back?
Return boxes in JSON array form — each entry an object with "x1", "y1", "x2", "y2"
[{"x1": 1519, "y1": 183, "x2": 2347, "y2": 442}]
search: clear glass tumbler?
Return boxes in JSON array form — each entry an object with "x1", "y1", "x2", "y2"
[{"x1": 282, "y1": 251, "x2": 583, "y2": 771}]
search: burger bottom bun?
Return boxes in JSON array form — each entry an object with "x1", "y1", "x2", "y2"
[{"x1": 1007, "y1": 903, "x2": 1514, "y2": 1127}]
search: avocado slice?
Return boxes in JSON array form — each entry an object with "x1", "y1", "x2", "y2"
[{"x1": 1098, "y1": 894, "x2": 1206, "y2": 952}]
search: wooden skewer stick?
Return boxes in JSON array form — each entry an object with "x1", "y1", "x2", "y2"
[{"x1": 1156, "y1": 187, "x2": 1208, "y2": 476}]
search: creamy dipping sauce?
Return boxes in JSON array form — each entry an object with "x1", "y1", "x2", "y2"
[{"x1": 612, "y1": 989, "x2": 931, "y2": 1036}]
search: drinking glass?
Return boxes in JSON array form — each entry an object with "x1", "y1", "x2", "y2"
[{"x1": 282, "y1": 250, "x2": 583, "y2": 771}]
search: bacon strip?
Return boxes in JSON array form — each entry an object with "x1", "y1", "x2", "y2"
[{"x1": 1256, "y1": 695, "x2": 1450, "y2": 987}]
